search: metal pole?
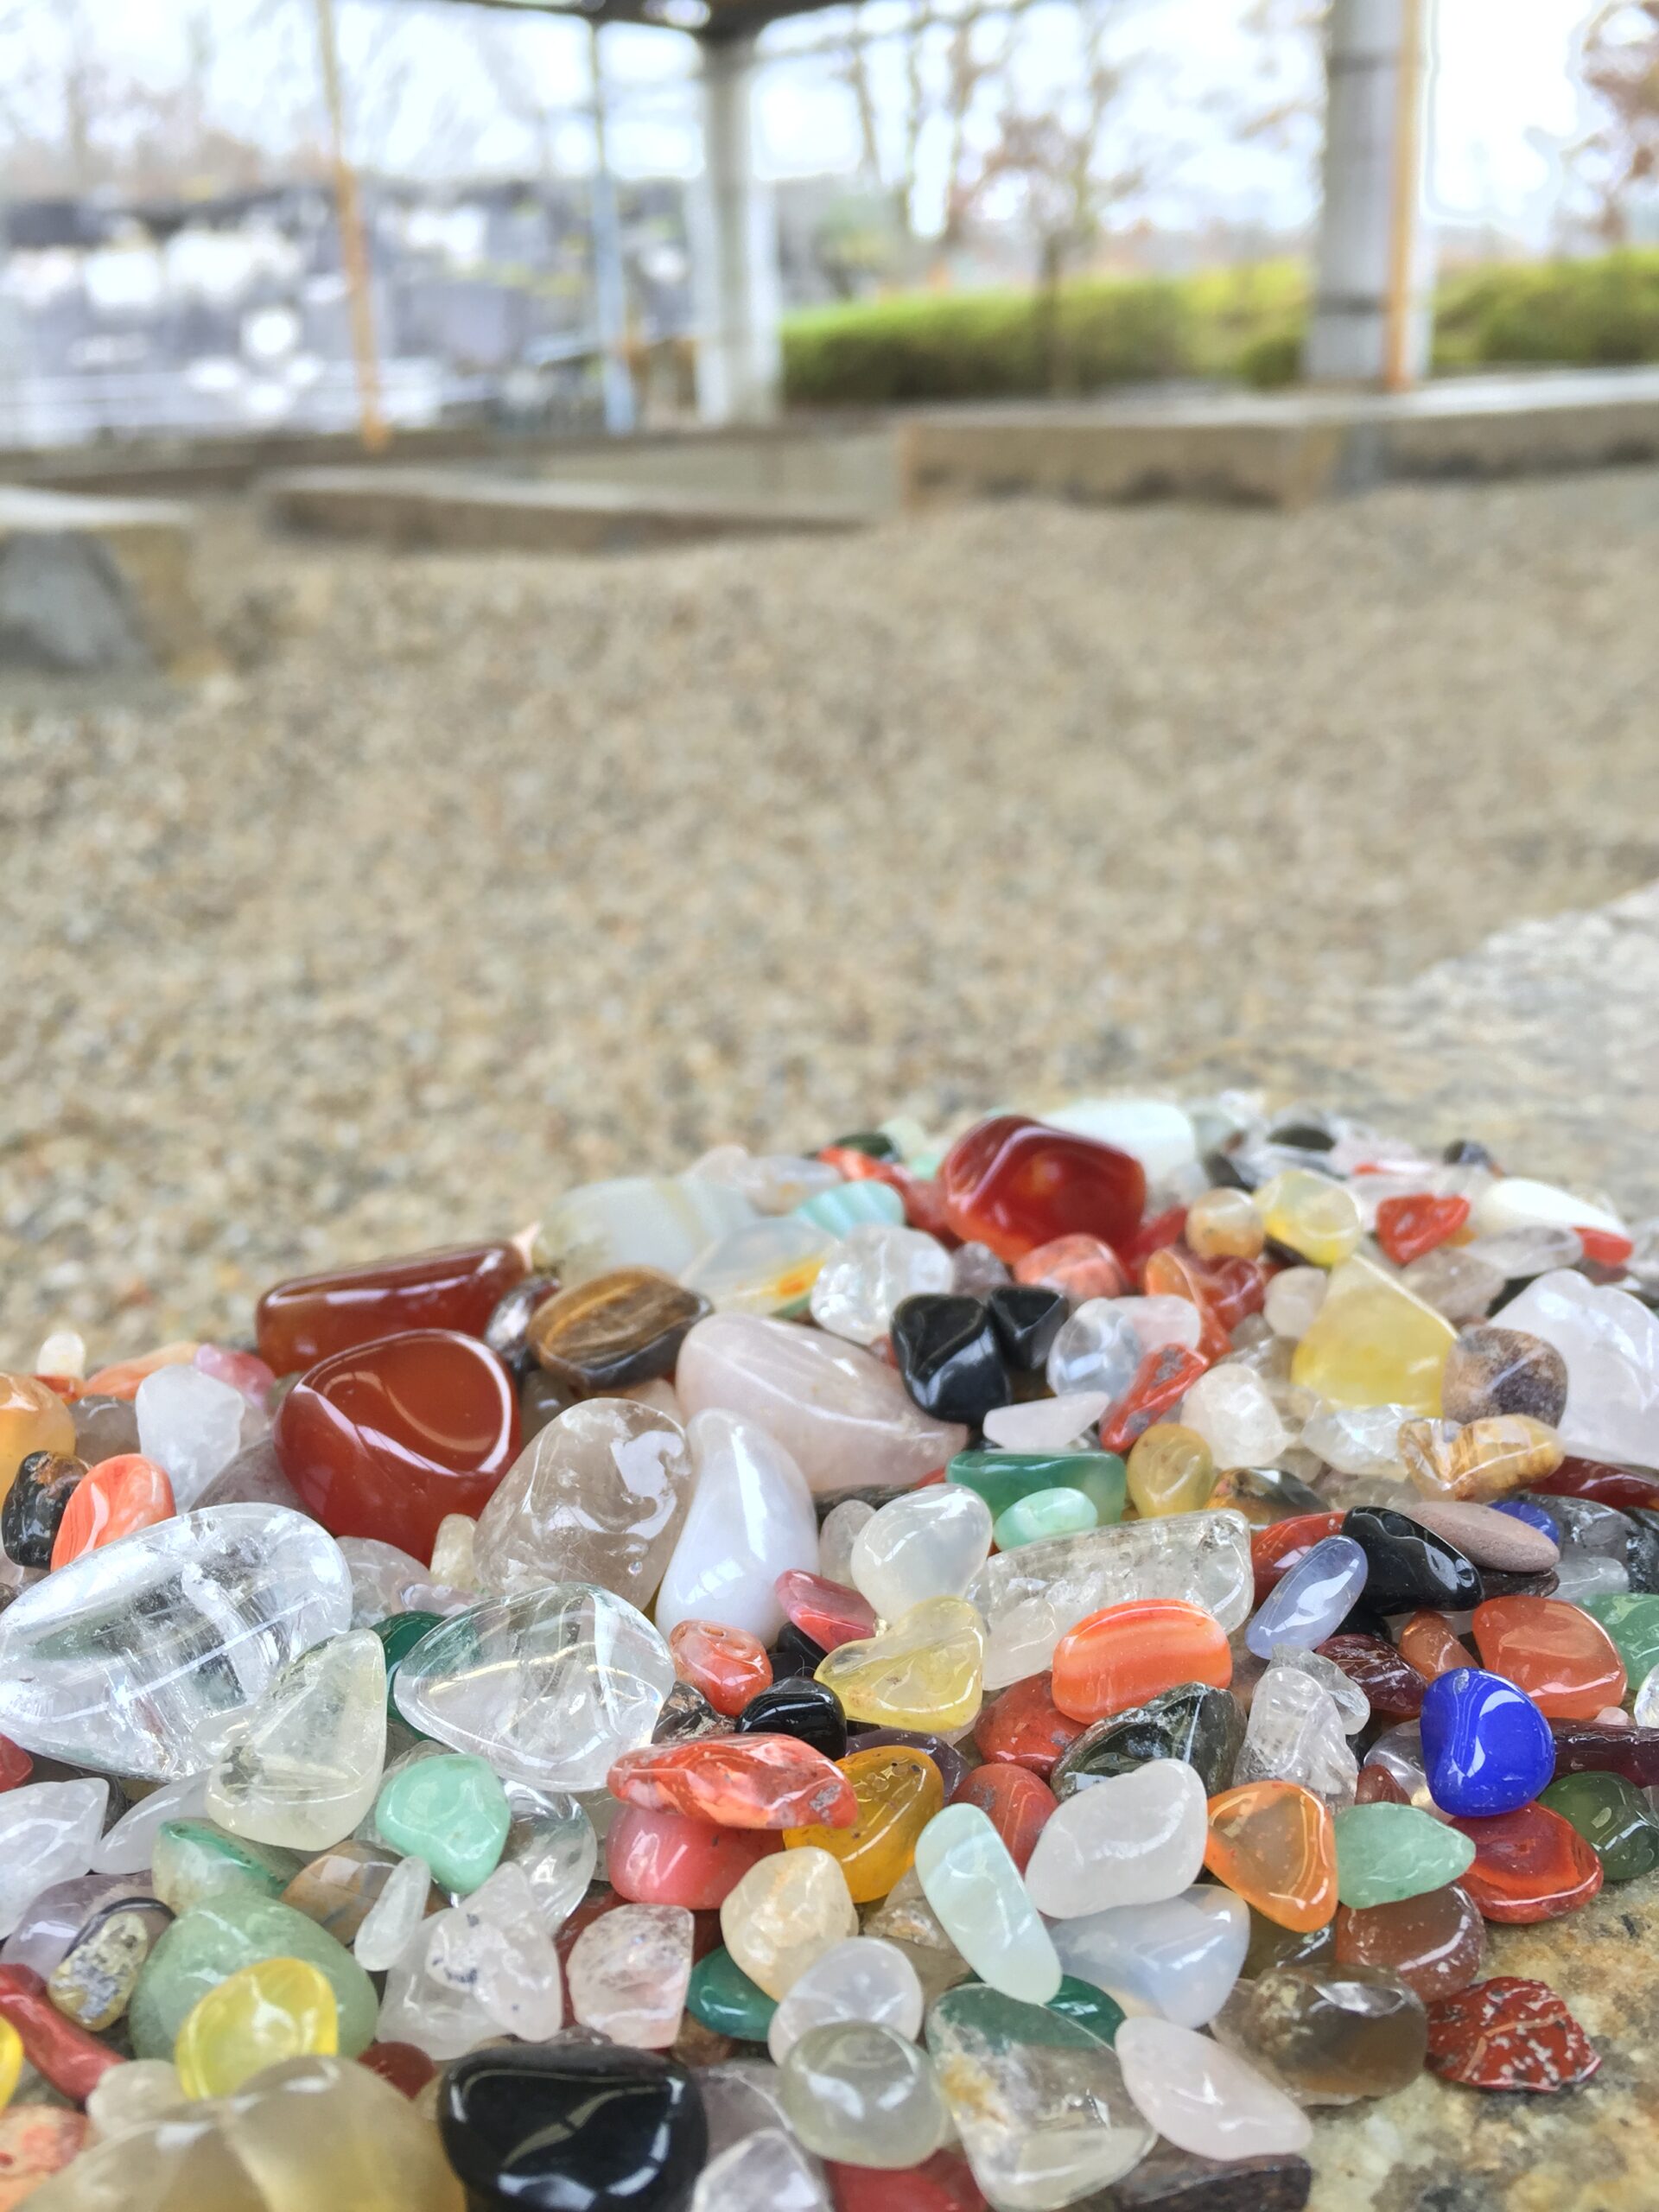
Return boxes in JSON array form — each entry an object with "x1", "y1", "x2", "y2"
[
  {"x1": 588, "y1": 23, "x2": 637, "y2": 437},
  {"x1": 1382, "y1": 0, "x2": 1425, "y2": 391},
  {"x1": 313, "y1": 0, "x2": 388, "y2": 452}
]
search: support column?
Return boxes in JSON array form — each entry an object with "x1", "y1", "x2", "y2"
[
  {"x1": 1306, "y1": 0, "x2": 1436, "y2": 387},
  {"x1": 588, "y1": 25, "x2": 637, "y2": 437},
  {"x1": 694, "y1": 35, "x2": 781, "y2": 425}
]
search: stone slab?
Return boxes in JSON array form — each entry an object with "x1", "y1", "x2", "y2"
[
  {"x1": 264, "y1": 465, "x2": 869, "y2": 552},
  {"x1": 0, "y1": 484, "x2": 203, "y2": 673},
  {"x1": 902, "y1": 368, "x2": 1659, "y2": 510}
]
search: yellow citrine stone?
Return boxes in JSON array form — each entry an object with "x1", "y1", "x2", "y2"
[
  {"x1": 1399, "y1": 1414, "x2": 1564, "y2": 1502},
  {"x1": 0, "y1": 2018, "x2": 21, "y2": 2111},
  {"x1": 175, "y1": 1957, "x2": 338, "y2": 2100},
  {"x1": 815, "y1": 1597, "x2": 985, "y2": 1735},
  {"x1": 1290, "y1": 1255, "x2": 1455, "y2": 1414},
  {"x1": 1255, "y1": 1171, "x2": 1363, "y2": 1269},
  {"x1": 785, "y1": 1745, "x2": 944, "y2": 1903},
  {"x1": 1126, "y1": 1424, "x2": 1217, "y2": 1519},
  {"x1": 0, "y1": 1372, "x2": 76, "y2": 1499}
]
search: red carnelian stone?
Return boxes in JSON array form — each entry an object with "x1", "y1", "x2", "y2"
[
  {"x1": 1356, "y1": 1764, "x2": 1411, "y2": 1806},
  {"x1": 1449, "y1": 1805, "x2": 1604, "y2": 1923},
  {"x1": 938, "y1": 1116, "x2": 1147, "y2": 1266},
  {"x1": 1140, "y1": 1248, "x2": 1231, "y2": 1362},
  {"x1": 1145, "y1": 1246, "x2": 1267, "y2": 1333},
  {"x1": 0, "y1": 1738, "x2": 30, "y2": 1793},
  {"x1": 256, "y1": 1242, "x2": 526, "y2": 1377},
  {"x1": 1427, "y1": 1976, "x2": 1600, "y2": 2091},
  {"x1": 1398, "y1": 1611, "x2": 1476, "y2": 1681},
  {"x1": 607, "y1": 1736, "x2": 857, "y2": 1831},
  {"x1": 0, "y1": 1967, "x2": 124, "y2": 2100},
  {"x1": 605, "y1": 1806, "x2": 781, "y2": 1909},
  {"x1": 1013, "y1": 1236, "x2": 1128, "y2": 1305},
  {"x1": 951, "y1": 1762, "x2": 1057, "y2": 1872},
  {"x1": 1100, "y1": 1345, "x2": 1210, "y2": 1456},
  {"x1": 273, "y1": 1328, "x2": 519, "y2": 1558},
  {"x1": 1122, "y1": 1206, "x2": 1188, "y2": 1272},
  {"x1": 1052, "y1": 1598, "x2": 1231, "y2": 1724},
  {"x1": 1577, "y1": 1227, "x2": 1634, "y2": 1268},
  {"x1": 828, "y1": 2150, "x2": 988, "y2": 2212},
  {"x1": 1375, "y1": 1194, "x2": 1471, "y2": 1267},
  {"x1": 1251, "y1": 1514, "x2": 1345, "y2": 1606},
  {"x1": 1535, "y1": 1458, "x2": 1659, "y2": 1511},
  {"x1": 775, "y1": 1570, "x2": 878, "y2": 1652},
  {"x1": 50, "y1": 1455, "x2": 175, "y2": 1569},
  {"x1": 1471, "y1": 1595, "x2": 1626, "y2": 1719},
  {"x1": 668, "y1": 1620, "x2": 772, "y2": 1717},
  {"x1": 358, "y1": 2041, "x2": 437, "y2": 2098},
  {"x1": 974, "y1": 1673, "x2": 1083, "y2": 1778},
  {"x1": 1317, "y1": 1634, "x2": 1429, "y2": 1719}
]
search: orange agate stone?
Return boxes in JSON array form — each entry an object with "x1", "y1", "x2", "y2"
[
  {"x1": 1471, "y1": 1595, "x2": 1626, "y2": 1719},
  {"x1": 1398, "y1": 1611, "x2": 1476, "y2": 1681},
  {"x1": 1205, "y1": 1780, "x2": 1338, "y2": 1932},
  {"x1": 938, "y1": 1116, "x2": 1146, "y2": 1265},
  {"x1": 1050, "y1": 1598, "x2": 1231, "y2": 1725}
]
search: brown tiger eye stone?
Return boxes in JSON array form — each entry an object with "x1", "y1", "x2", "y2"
[{"x1": 526, "y1": 1268, "x2": 710, "y2": 1392}]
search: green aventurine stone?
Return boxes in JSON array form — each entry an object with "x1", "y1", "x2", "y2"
[
  {"x1": 1580, "y1": 1592, "x2": 1659, "y2": 1687},
  {"x1": 1540, "y1": 1771, "x2": 1659, "y2": 1882},
  {"x1": 373, "y1": 1751, "x2": 510, "y2": 1895},
  {"x1": 1333, "y1": 1802, "x2": 1477, "y2": 1910},
  {"x1": 685, "y1": 1946, "x2": 777, "y2": 2040},
  {"x1": 149, "y1": 1821, "x2": 304, "y2": 1916},
  {"x1": 925, "y1": 1981, "x2": 1102, "y2": 2056},
  {"x1": 129, "y1": 1891, "x2": 378, "y2": 2059},
  {"x1": 1046, "y1": 1974, "x2": 1124, "y2": 2044},
  {"x1": 948, "y1": 1451, "x2": 1127, "y2": 1527},
  {"x1": 994, "y1": 1489, "x2": 1099, "y2": 1551},
  {"x1": 373, "y1": 1611, "x2": 443, "y2": 1720}
]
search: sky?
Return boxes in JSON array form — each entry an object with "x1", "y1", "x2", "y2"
[{"x1": 5, "y1": 0, "x2": 1609, "y2": 245}]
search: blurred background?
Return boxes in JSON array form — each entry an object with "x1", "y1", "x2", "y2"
[{"x1": 2, "y1": 0, "x2": 1658, "y2": 1363}]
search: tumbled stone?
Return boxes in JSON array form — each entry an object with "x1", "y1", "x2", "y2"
[
  {"x1": 655, "y1": 1412, "x2": 819, "y2": 1645},
  {"x1": 1448, "y1": 1802, "x2": 1604, "y2": 1923},
  {"x1": 1538, "y1": 1770, "x2": 1659, "y2": 1880},
  {"x1": 1400, "y1": 1415, "x2": 1565, "y2": 1504},
  {"x1": 1290, "y1": 1257, "x2": 1455, "y2": 1415},
  {"x1": 1211, "y1": 1961, "x2": 1427, "y2": 2106},
  {"x1": 849, "y1": 1488, "x2": 993, "y2": 1623},
  {"x1": 525, "y1": 1268, "x2": 709, "y2": 1392},
  {"x1": 1052, "y1": 1884, "x2": 1250, "y2": 2027},
  {"x1": 815, "y1": 1599, "x2": 985, "y2": 1735},
  {"x1": 0, "y1": 1452, "x2": 84, "y2": 1570},
  {"x1": 913, "y1": 1802, "x2": 1059, "y2": 2003},
  {"x1": 1420, "y1": 1668, "x2": 1555, "y2": 1819},
  {"x1": 1246, "y1": 1535, "x2": 1369, "y2": 1659},
  {"x1": 1024, "y1": 1758, "x2": 1206, "y2": 1916},
  {"x1": 785, "y1": 1745, "x2": 942, "y2": 1903},
  {"x1": 1206, "y1": 1783, "x2": 1338, "y2": 1934},
  {"x1": 375, "y1": 1753, "x2": 510, "y2": 1895},
  {"x1": 206, "y1": 1630, "x2": 387, "y2": 1853},
  {"x1": 610, "y1": 1735, "x2": 855, "y2": 1831},
  {"x1": 282, "y1": 1839, "x2": 402, "y2": 1946},
  {"x1": 781, "y1": 2020, "x2": 947, "y2": 2169},
  {"x1": 132, "y1": 1364, "x2": 245, "y2": 1510},
  {"x1": 952, "y1": 1762, "x2": 1057, "y2": 1872},
  {"x1": 175, "y1": 1955, "x2": 339, "y2": 2097},
  {"x1": 1052, "y1": 1599, "x2": 1231, "y2": 1724},
  {"x1": 1117, "y1": 2015, "x2": 1311, "y2": 2157},
  {"x1": 45, "y1": 1898, "x2": 170, "y2": 2031},
  {"x1": 938, "y1": 1115, "x2": 1146, "y2": 1263},
  {"x1": 0, "y1": 1781, "x2": 106, "y2": 1936},
  {"x1": 568, "y1": 1901, "x2": 692, "y2": 2047},
  {"x1": 1051, "y1": 1681, "x2": 1243, "y2": 1801},
  {"x1": 1333, "y1": 1883, "x2": 1486, "y2": 2002},
  {"x1": 766, "y1": 1936, "x2": 923, "y2": 2064},
  {"x1": 442, "y1": 2042, "x2": 706, "y2": 2211},
  {"x1": 257, "y1": 1242, "x2": 526, "y2": 1375},
  {"x1": 1471, "y1": 1594, "x2": 1626, "y2": 1719},
  {"x1": 1443, "y1": 1325, "x2": 1569, "y2": 1427},
  {"x1": 129, "y1": 1890, "x2": 378, "y2": 2059},
  {"x1": 1333, "y1": 1802, "x2": 1476, "y2": 1909},
  {"x1": 1426, "y1": 1974, "x2": 1599, "y2": 2091},
  {"x1": 150, "y1": 1821, "x2": 302, "y2": 1916},
  {"x1": 720, "y1": 1847, "x2": 859, "y2": 1999},
  {"x1": 1235, "y1": 1668, "x2": 1358, "y2": 1809}
]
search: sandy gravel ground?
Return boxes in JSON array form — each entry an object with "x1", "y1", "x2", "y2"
[{"x1": 4, "y1": 467, "x2": 1659, "y2": 1360}]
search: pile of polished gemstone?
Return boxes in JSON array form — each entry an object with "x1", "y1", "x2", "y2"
[{"x1": 0, "y1": 1097, "x2": 1657, "y2": 2211}]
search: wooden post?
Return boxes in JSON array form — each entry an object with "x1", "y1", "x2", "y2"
[
  {"x1": 1382, "y1": 0, "x2": 1426, "y2": 392},
  {"x1": 314, "y1": 0, "x2": 389, "y2": 452}
]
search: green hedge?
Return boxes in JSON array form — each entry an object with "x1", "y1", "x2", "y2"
[{"x1": 780, "y1": 249, "x2": 1659, "y2": 406}]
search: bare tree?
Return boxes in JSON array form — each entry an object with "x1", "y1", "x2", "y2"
[
  {"x1": 1576, "y1": 0, "x2": 1659, "y2": 241},
  {"x1": 1229, "y1": 0, "x2": 1327, "y2": 189}
]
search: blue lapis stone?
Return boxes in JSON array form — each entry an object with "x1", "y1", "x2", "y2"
[
  {"x1": 1421, "y1": 1666, "x2": 1554, "y2": 1817},
  {"x1": 1244, "y1": 1534, "x2": 1369, "y2": 1659},
  {"x1": 1492, "y1": 1497, "x2": 1559, "y2": 1541}
]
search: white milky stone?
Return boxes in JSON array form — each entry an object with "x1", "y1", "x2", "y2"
[
  {"x1": 809, "y1": 1224, "x2": 955, "y2": 1345},
  {"x1": 690, "y1": 2128, "x2": 832, "y2": 2212},
  {"x1": 91, "y1": 1770, "x2": 209, "y2": 1874},
  {"x1": 35, "y1": 1330, "x2": 86, "y2": 1380},
  {"x1": 567, "y1": 1901, "x2": 693, "y2": 2047},
  {"x1": 135, "y1": 1364, "x2": 246, "y2": 1509},
  {"x1": 682, "y1": 1218, "x2": 835, "y2": 1316},
  {"x1": 690, "y1": 1147, "x2": 843, "y2": 1217},
  {"x1": 1494, "y1": 1269, "x2": 1659, "y2": 1469},
  {"x1": 424, "y1": 1859, "x2": 564, "y2": 2042},
  {"x1": 1046, "y1": 1302, "x2": 1141, "y2": 1402},
  {"x1": 0, "y1": 1779, "x2": 108, "y2": 1936},
  {"x1": 355, "y1": 1852, "x2": 435, "y2": 1972},
  {"x1": 766, "y1": 1936, "x2": 925, "y2": 2064},
  {"x1": 537, "y1": 1173, "x2": 757, "y2": 1286},
  {"x1": 654, "y1": 1410, "x2": 820, "y2": 1643},
  {"x1": 1264, "y1": 1268, "x2": 1327, "y2": 1341},
  {"x1": 1235, "y1": 1666, "x2": 1357, "y2": 1809},
  {"x1": 1040, "y1": 1100, "x2": 1198, "y2": 1185},
  {"x1": 817, "y1": 1499, "x2": 876, "y2": 1587},
  {"x1": 850, "y1": 1487, "x2": 994, "y2": 1622},
  {"x1": 1473, "y1": 1177, "x2": 1626, "y2": 1242},
  {"x1": 1465, "y1": 1225, "x2": 1585, "y2": 1277},
  {"x1": 1116, "y1": 2017, "x2": 1313, "y2": 2158},
  {"x1": 982, "y1": 1394, "x2": 1111, "y2": 1452},
  {"x1": 1179, "y1": 1365, "x2": 1289, "y2": 1470},
  {"x1": 205, "y1": 1627, "x2": 387, "y2": 1850},
  {"x1": 1023, "y1": 1759, "x2": 1207, "y2": 1917},
  {"x1": 677, "y1": 1314, "x2": 968, "y2": 1495},
  {"x1": 378, "y1": 1906, "x2": 497, "y2": 2059},
  {"x1": 1051, "y1": 1886, "x2": 1250, "y2": 2027}
]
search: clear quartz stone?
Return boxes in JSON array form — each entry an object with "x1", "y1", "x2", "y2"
[
  {"x1": 1300, "y1": 1401, "x2": 1414, "y2": 1478},
  {"x1": 1179, "y1": 1364, "x2": 1289, "y2": 1470},
  {"x1": 499, "y1": 1782, "x2": 596, "y2": 1929},
  {"x1": 766, "y1": 1936, "x2": 925, "y2": 2064},
  {"x1": 423, "y1": 1859, "x2": 564, "y2": 2041},
  {"x1": 354, "y1": 1852, "x2": 434, "y2": 1972},
  {"x1": 1046, "y1": 1302, "x2": 1141, "y2": 1402},
  {"x1": 1494, "y1": 1269, "x2": 1659, "y2": 1469},
  {"x1": 1116, "y1": 2016, "x2": 1311, "y2": 2159},
  {"x1": 1235, "y1": 1665, "x2": 1357, "y2": 1808},
  {"x1": 378, "y1": 1904, "x2": 497, "y2": 2059},
  {"x1": 849, "y1": 1487, "x2": 994, "y2": 1621},
  {"x1": 1264, "y1": 1268, "x2": 1326, "y2": 1341},
  {"x1": 134, "y1": 1364, "x2": 246, "y2": 1509},
  {"x1": 0, "y1": 1779, "x2": 108, "y2": 1936},
  {"x1": 204, "y1": 1629, "x2": 387, "y2": 1852},
  {"x1": 809, "y1": 1225, "x2": 955, "y2": 1346},
  {"x1": 690, "y1": 2128, "x2": 832, "y2": 2212},
  {"x1": 1402, "y1": 1248, "x2": 1504, "y2": 1324},
  {"x1": 817, "y1": 1500, "x2": 876, "y2": 1588},
  {"x1": 92, "y1": 1770, "x2": 210, "y2": 1874},
  {"x1": 1270, "y1": 1643, "x2": 1370, "y2": 1732},
  {"x1": 567, "y1": 1901, "x2": 693, "y2": 2047}
]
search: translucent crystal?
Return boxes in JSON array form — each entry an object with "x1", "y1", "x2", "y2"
[
  {"x1": 0, "y1": 1780, "x2": 108, "y2": 1936},
  {"x1": 1179, "y1": 1365, "x2": 1289, "y2": 1470},
  {"x1": 913, "y1": 1803, "x2": 1059, "y2": 2004},
  {"x1": 1300, "y1": 1401, "x2": 1412, "y2": 1477},
  {"x1": 766, "y1": 1936, "x2": 924, "y2": 2064},
  {"x1": 1265, "y1": 1268, "x2": 1327, "y2": 1341},
  {"x1": 681, "y1": 1218, "x2": 835, "y2": 1316},
  {"x1": 1046, "y1": 1301, "x2": 1141, "y2": 1402},
  {"x1": 1235, "y1": 1667, "x2": 1358, "y2": 1809},
  {"x1": 499, "y1": 1782, "x2": 596, "y2": 1929},
  {"x1": 536, "y1": 1173, "x2": 756, "y2": 1287},
  {"x1": 1050, "y1": 1885, "x2": 1250, "y2": 2027},
  {"x1": 690, "y1": 1147, "x2": 842, "y2": 1216},
  {"x1": 690, "y1": 2127, "x2": 831, "y2": 2212},
  {"x1": 423, "y1": 1860, "x2": 564, "y2": 2041},
  {"x1": 721, "y1": 1847, "x2": 859, "y2": 2000},
  {"x1": 849, "y1": 1488, "x2": 993, "y2": 1621},
  {"x1": 1271, "y1": 1644, "x2": 1370, "y2": 1732},
  {"x1": 567, "y1": 1901, "x2": 695, "y2": 2047},
  {"x1": 1402, "y1": 1247, "x2": 1504, "y2": 1325},
  {"x1": 780, "y1": 2021, "x2": 947, "y2": 2169},
  {"x1": 205, "y1": 1630, "x2": 387, "y2": 1853},
  {"x1": 134, "y1": 1365, "x2": 246, "y2": 1510},
  {"x1": 809, "y1": 1225, "x2": 954, "y2": 1346},
  {"x1": 353, "y1": 1851, "x2": 435, "y2": 1973},
  {"x1": 1496, "y1": 1270, "x2": 1659, "y2": 1470},
  {"x1": 92, "y1": 1771, "x2": 211, "y2": 1875},
  {"x1": 817, "y1": 1500, "x2": 875, "y2": 1588},
  {"x1": 1024, "y1": 1758, "x2": 1208, "y2": 1917}
]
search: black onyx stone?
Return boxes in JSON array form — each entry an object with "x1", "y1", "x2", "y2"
[
  {"x1": 1267, "y1": 1119, "x2": 1337, "y2": 1153},
  {"x1": 441, "y1": 2044, "x2": 706, "y2": 2212},
  {"x1": 987, "y1": 1283, "x2": 1067, "y2": 1372},
  {"x1": 1051, "y1": 1682, "x2": 1243, "y2": 1802},
  {"x1": 1342, "y1": 1507, "x2": 1481, "y2": 1614},
  {"x1": 829, "y1": 1129, "x2": 899, "y2": 1160},
  {"x1": 1443, "y1": 1138, "x2": 1500, "y2": 1171},
  {"x1": 734, "y1": 1677, "x2": 848, "y2": 1762},
  {"x1": 768, "y1": 1621, "x2": 830, "y2": 1682},
  {"x1": 889, "y1": 1294, "x2": 1011, "y2": 1427},
  {"x1": 2, "y1": 1452, "x2": 86, "y2": 1569}
]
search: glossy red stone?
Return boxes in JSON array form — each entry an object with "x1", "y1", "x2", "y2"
[
  {"x1": 938, "y1": 1116, "x2": 1147, "y2": 1266},
  {"x1": 1355, "y1": 1764, "x2": 1411, "y2": 1806},
  {"x1": 358, "y1": 2041, "x2": 438, "y2": 2098},
  {"x1": 951, "y1": 1761, "x2": 1057, "y2": 1872},
  {"x1": 0, "y1": 1966, "x2": 124, "y2": 2100},
  {"x1": 827, "y1": 2149, "x2": 988, "y2": 2212},
  {"x1": 272, "y1": 1328, "x2": 520, "y2": 1558},
  {"x1": 1471, "y1": 1596, "x2": 1626, "y2": 1720},
  {"x1": 1548, "y1": 1719, "x2": 1659, "y2": 1789},
  {"x1": 1144, "y1": 1245, "x2": 1268, "y2": 1333},
  {"x1": 1316, "y1": 1634, "x2": 1430, "y2": 1719},
  {"x1": 775, "y1": 1570, "x2": 878, "y2": 1653},
  {"x1": 973, "y1": 1673, "x2": 1083, "y2": 1779},
  {"x1": 607, "y1": 1736, "x2": 858, "y2": 1831},
  {"x1": 1100, "y1": 1344, "x2": 1209, "y2": 1456},
  {"x1": 1139, "y1": 1248, "x2": 1230, "y2": 1363},
  {"x1": 1427, "y1": 1976, "x2": 1599, "y2": 2092},
  {"x1": 1576, "y1": 1227, "x2": 1634, "y2": 1268},
  {"x1": 1335, "y1": 1884, "x2": 1486, "y2": 2003},
  {"x1": 0, "y1": 1738, "x2": 30, "y2": 1793},
  {"x1": 1251, "y1": 1514, "x2": 1345, "y2": 1607},
  {"x1": 50, "y1": 1454, "x2": 175, "y2": 1568},
  {"x1": 1449, "y1": 1805, "x2": 1604, "y2": 1923},
  {"x1": 1375, "y1": 1194, "x2": 1471, "y2": 1267},
  {"x1": 1121, "y1": 1206, "x2": 1188, "y2": 1273},
  {"x1": 605, "y1": 1807, "x2": 782, "y2": 1909},
  {"x1": 1012, "y1": 1236, "x2": 1128, "y2": 1304},
  {"x1": 256, "y1": 1242, "x2": 527, "y2": 1376},
  {"x1": 1535, "y1": 1458, "x2": 1659, "y2": 1511},
  {"x1": 668, "y1": 1620, "x2": 772, "y2": 1718}
]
